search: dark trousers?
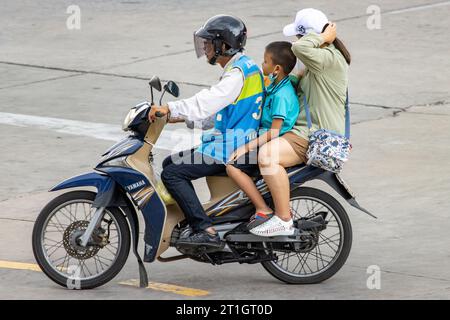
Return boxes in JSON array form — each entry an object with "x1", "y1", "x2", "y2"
[{"x1": 161, "y1": 149, "x2": 225, "y2": 232}]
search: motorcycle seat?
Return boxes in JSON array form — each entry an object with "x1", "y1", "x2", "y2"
[
  {"x1": 286, "y1": 162, "x2": 307, "y2": 173},
  {"x1": 207, "y1": 162, "x2": 307, "y2": 178}
]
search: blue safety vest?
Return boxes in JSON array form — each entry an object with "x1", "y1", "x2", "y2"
[{"x1": 197, "y1": 55, "x2": 264, "y2": 163}]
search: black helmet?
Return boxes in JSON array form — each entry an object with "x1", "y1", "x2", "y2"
[{"x1": 194, "y1": 15, "x2": 247, "y2": 65}]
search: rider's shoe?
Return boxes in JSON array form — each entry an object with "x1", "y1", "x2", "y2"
[
  {"x1": 177, "y1": 230, "x2": 222, "y2": 248},
  {"x1": 179, "y1": 226, "x2": 193, "y2": 239},
  {"x1": 247, "y1": 212, "x2": 274, "y2": 230},
  {"x1": 249, "y1": 215, "x2": 295, "y2": 237}
]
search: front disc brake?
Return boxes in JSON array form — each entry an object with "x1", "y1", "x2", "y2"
[{"x1": 63, "y1": 221, "x2": 101, "y2": 260}]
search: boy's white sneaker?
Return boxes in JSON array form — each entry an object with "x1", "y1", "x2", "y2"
[{"x1": 249, "y1": 215, "x2": 295, "y2": 237}]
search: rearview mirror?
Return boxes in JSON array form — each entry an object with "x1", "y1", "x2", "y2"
[
  {"x1": 164, "y1": 81, "x2": 179, "y2": 98},
  {"x1": 148, "y1": 76, "x2": 162, "y2": 92},
  {"x1": 148, "y1": 76, "x2": 162, "y2": 105}
]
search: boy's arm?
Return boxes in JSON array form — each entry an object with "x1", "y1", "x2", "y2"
[
  {"x1": 228, "y1": 84, "x2": 293, "y2": 162},
  {"x1": 228, "y1": 119, "x2": 283, "y2": 162},
  {"x1": 251, "y1": 119, "x2": 283, "y2": 149}
]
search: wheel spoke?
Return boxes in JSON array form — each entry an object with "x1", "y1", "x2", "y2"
[
  {"x1": 314, "y1": 246, "x2": 320, "y2": 270},
  {"x1": 277, "y1": 252, "x2": 297, "y2": 263},
  {"x1": 80, "y1": 259, "x2": 93, "y2": 277},
  {"x1": 93, "y1": 256, "x2": 100, "y2": 274},
  {"x1": 97, "y1": 254, "x2": 114, "y2": 263},
  {"x1": 268, "y1": 194, "x2": 346, "y2": 279},
  {"x1": 51, "y1": 255, "x2": 66, "y2": 266},
  {"x1": 46, "y1": 241, "x2": 65, "y2": 257},
  {"x1": 43, "y1": 237, "x2": 62, "y2": 244},
  {"x1": 309, "y1": 250, "x2": 332, "y2": 266},
  {"x1": 319, "y1": 233, "x2": 341, "y2": 247},
  {"x1": 291, "y1": 255, "x2": 303, "y2": 273},
  {"x1": 108, "y1": 241, "x2": 119, "y2": 249},
  {"x1": 47, "y1": 218, "x2": 66, "y2": 234},
  {"x1": 61, "y1": 207, "x2": 76, "y2": 223},
  {"x1": 55, "y1": 253, "x2": 69, "y2": 270},
  {"x1": 97, "y1": 255, "x2": 114, "y2": 273},
  {"x1": 102, "y1": 244, "x2": 117, "y2": 256},
  {"x1": 40, "y1": 199, "x2": 123, "y2": 282},
  {"x1": 297, "y1": 252, "x2": 313, "y2": 274},
  {"x1": 69, "y1": 204, "x2": 77, "y2": 221}
]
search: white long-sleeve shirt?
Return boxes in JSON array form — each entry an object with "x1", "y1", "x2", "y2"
[{"x1": 167, "y1": 53, "x2": 244, "y2": 121}]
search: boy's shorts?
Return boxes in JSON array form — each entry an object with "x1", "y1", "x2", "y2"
[
  {"x1": 228, "y1": 133, "x2": 309, "y2": 176},
  {"x1": 281, "y1": 132, "x2": 309, "y2": 164}
]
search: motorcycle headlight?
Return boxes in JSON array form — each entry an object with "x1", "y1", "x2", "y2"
[
  {"x1": 122, "y1": 102, "x2": 151, "y2": 131},
  {"x1": 122, "y1": 108, "x2": 137, "y2": 131}
]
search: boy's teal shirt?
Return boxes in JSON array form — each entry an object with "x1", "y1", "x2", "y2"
[{"x1": 260, "y1": 76, "x2": 300, "y2": 135}]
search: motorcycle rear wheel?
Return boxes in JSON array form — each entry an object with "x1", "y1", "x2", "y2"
[{"x1": 261, "y1": 187, "x2": 352, "y2": 284}]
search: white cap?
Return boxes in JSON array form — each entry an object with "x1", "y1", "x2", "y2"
[{"x1": 283, "y1": 8, "x2": 328, "y2": 37}]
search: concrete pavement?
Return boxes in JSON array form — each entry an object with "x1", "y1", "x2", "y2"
[{"x1": 0, "y1": 0, "x2": 449, "y2": 299}]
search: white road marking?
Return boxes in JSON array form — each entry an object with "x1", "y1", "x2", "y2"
[
  {"x1": 0, "y1": 112, "x2": 201, "y2": 152},
  {"x1": 385, "y1": 1, "x2": 450, "y2": 15}
]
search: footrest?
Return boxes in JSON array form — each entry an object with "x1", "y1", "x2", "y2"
[{"x1": 225, "y1": 230, "x2": 304, "y2": 243}]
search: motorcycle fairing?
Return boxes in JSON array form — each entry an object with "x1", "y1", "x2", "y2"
[
  {"x1": 51, "y1": 165, "x2": 168, "y2": 263},
  {"x1": 97, "y1": 166, "x2": 167, "y2": 262},
  {"x1": 97, "y1": 135, "x2": 143, "y2": 166},
  {"x1": 48, "y1": 169, "x2": 151, "y2": 286}
]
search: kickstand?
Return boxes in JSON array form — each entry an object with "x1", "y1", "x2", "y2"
[{"x1": 198, "y1": 247, "x2": 216, "y2": 265}]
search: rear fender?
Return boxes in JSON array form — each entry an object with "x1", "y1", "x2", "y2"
[
  {"x1": 290, "y1": 167, "x2": 376, "y2": 219},
  {"x1": 316, "y1": 171, "x2": 377, "y2": 219}
]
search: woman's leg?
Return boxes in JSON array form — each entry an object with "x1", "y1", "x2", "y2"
[
  {"x1": 226, "y1": 165, "x2": 272, "y2": 214},
  {"x1": 258, "y1": 137, "x2": 303, "y2": 221}
]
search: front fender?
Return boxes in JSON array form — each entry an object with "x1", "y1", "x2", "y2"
[{"x1": 50, "y1": 171, "x2": 120, "y2": 208}]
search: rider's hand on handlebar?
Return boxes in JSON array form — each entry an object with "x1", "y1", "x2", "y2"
[{"x1": 148, "y1": 105, "x2": 169, "y2": 122}]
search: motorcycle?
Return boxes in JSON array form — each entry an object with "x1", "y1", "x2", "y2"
[{"x1": 32, "y1": 76, "x2": 376, "y2": 289}]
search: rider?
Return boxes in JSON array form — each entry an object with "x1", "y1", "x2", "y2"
[{"x1": 149, "y1": 15, "x2": 265, "y2": 248}]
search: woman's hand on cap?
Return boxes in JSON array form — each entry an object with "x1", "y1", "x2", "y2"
[{"x1": 321, "y1": 22, "x2": 337, "y2": 44}]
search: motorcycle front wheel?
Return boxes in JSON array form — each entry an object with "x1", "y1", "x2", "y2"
[{"x1": 32, "y1": 191, "x2": 130, "y2": 289}]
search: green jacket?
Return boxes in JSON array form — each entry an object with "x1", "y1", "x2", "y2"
[{"x1": 291, "y1": 33, "x2": 348, "y2": 140}]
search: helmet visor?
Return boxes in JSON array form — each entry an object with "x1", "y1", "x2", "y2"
[{"x1": 193, "y1": 33, "x2": 209, "y2": 58}]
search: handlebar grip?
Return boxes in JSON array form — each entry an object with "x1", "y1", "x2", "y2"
[{"x1": 155, "y1": 111, "x2": 165, "y2": 118}]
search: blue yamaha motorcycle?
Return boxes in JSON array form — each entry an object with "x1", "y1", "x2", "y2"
[{"x1": 32, "y1": 76, "x2": 375, "y2": 289}]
